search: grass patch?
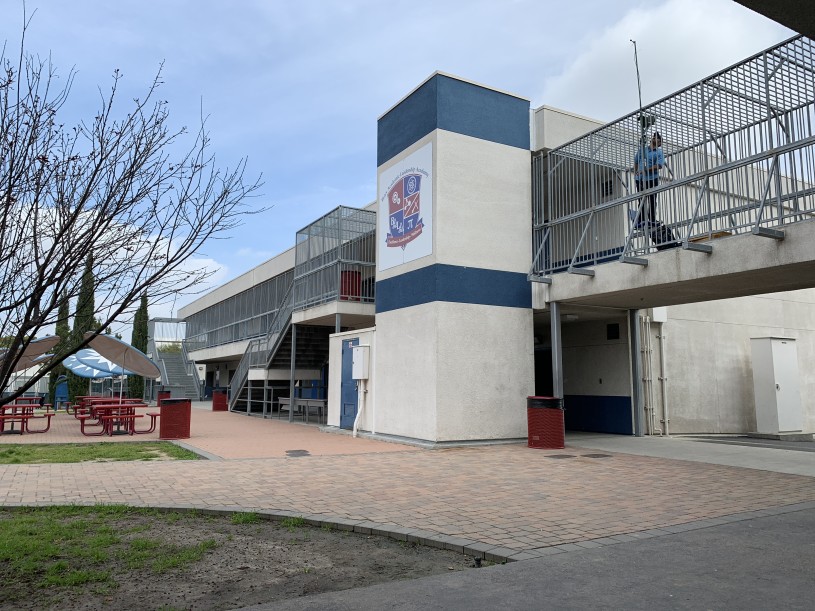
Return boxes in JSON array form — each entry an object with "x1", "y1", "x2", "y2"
[
  {"x1": 0, "y1": 506, "x2": 220, "y2": 592},
  {"x1": 231, "y1": 512, "x2": 261, "y2": 525},
  {"x1": 280, "y1": 516, "x2": 306, "y2": 530},
  {"x1": 151, "y1": 540, "x2": 218, "y2": 573},
  {"x1": 0, "y1": 442, "x2": 198, "y2": 464}
]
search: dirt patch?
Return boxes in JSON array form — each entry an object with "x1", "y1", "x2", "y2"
[{"x1": 0, "y1": 512, "x2": 478, "y2": 610}]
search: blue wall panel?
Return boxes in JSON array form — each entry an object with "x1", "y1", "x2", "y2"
[
  {"x1": 378, "y1": 78, "x2": 438, "y2": 168},
  {"x1": 436, "y1": 77, "x2": 529, "y2": 153},
  {"x1": 378, "y1": 74, "x2": 529, "y2": 166},
  {"x1": 563, "y1": 395, "x2": 633, "y2": 435},
  {"x1": 376, "y1": 264, "x2": 531, "y2": 313}
]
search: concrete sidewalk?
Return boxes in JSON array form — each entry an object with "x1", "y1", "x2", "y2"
[
  {"x1": 246, "y1": 505, "x2": 815, "y2": 611},
  {"x1": 566, "y1": 431, "x2": 815, "y2": 477}
]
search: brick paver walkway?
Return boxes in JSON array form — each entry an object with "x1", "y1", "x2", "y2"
[{"x1": 2, "y1": 409, "x2": 815, "y2": 561}]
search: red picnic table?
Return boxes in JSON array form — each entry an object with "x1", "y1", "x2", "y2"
[
  {"x1": 0, "y1": 403, "x2": 54, "y2": 434},
  {"x1": 76, "y1": 402, "x2": 159, "y2": 436}
]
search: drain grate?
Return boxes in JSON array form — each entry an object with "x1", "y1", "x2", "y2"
[
  {"x1": 285, "y1": 449, "x2": 311, "y2": 457},
  {"x1": 545, "y1": 454, "x2": 576, "y2": 459},
  {"x1": 581, "y1": 453, "x2": 612, "y2": 459}
]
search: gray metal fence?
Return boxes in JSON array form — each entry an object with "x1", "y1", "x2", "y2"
[
  {"x1": 532, "y1": 35, "x2": 815, "y2": 277},
  {"x1": 294, "y1": 206, "x2": 376, "y2": 307}
]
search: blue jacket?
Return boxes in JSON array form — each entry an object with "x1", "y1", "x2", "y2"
[{"x1": 634, "y1": 146, "x2": 664, "y2": 182}]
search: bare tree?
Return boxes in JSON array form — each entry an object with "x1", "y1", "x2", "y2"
[{"x1": 0, "y1": 19, "x2": 262, "y2": 404}]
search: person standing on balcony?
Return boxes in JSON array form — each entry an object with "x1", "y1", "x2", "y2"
[{"x1": 633, "y1": 131, "x2": 664, "y2": 227}]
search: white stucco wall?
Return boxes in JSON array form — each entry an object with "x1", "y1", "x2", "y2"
[
  {"x1": 561, "y1": 318, "x2": 631, "y2": 397},
  {"x1": 664, "y1": 289, "x2": 815, "y2": 434},
  {"x1": 373, "y1": 116, "x2": 534, "y2": 442},
  {"x1": 373, "y1": 306, "x2": 439, "y2": 441},
  {"x1": 434, "y1": 130, "x2": 532, "y2": 272},
  {"x1": 435, "y1": 302, "x2": 533, "y2": 441},
  {"x1": 532, "y1": 106, "x2": 604, "y2": 152}
]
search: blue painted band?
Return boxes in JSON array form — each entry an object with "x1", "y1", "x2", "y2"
[
  {"x1": 375, "y1": 264, "x2": 531, "y2": 313},
  {"x1": 378, "y1": 74, "x2": 530, "y2": 166},
  {"x1": 563, "y1": 395, "x2": 633, "y2": 435}
]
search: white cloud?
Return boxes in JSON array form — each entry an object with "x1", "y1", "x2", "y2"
[
  {"x1": 538, "y1": 0, "x2": 794, "y2": 121},
  {"x1": 11, "y1": 0, "x2": 798, "y2": 291}
]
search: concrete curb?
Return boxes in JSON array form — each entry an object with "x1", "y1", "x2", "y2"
[{"x1": 5, "y1": 500, "x2": 815, "y2": 566}]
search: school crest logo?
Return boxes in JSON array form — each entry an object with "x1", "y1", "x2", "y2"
[{"x1": 386, "y1": 173, "x2": 424, "y2": 248}]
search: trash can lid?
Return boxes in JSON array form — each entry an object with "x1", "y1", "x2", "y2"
[{"x1": 527, "y1": 396, "x2": 564, "y2": 408}]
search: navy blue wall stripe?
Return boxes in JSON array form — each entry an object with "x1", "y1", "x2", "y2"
[
  {"x1": 376, "y1": 264, "x2": 531, "y2": 313},
  {"x1": 563, "y1": 395, "x2": 633, "y2": 435},
  {"x1": 378, "y1": 74, "x2": 530, "y2": 167}
]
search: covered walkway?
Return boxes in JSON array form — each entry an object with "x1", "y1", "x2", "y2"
[{"x1": 532, "y1": 35, "x2": 815, "y2": 283}]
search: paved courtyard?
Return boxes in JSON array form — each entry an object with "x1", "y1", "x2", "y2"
[{"x1": 1, "y1": 405, "x2": 814, "y2": 562}]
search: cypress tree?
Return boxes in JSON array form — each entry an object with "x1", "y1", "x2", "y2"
[
  {"x1": 129, "y1": 294, "x2": 148, "y2": 399},
  {"x1": 68, "y1": 255, "x2": 96, "y2": 402},
  {"x1": 48, "y1": 293, "x2": 71, "y2": 405}
]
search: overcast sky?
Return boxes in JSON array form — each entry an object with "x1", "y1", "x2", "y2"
[{"x1": 5, "y1": 0, "x2": 793, "y2": 334}]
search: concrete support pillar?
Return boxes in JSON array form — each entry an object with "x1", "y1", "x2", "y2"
[
  {"x1": 288, "y1": 324, "x2": 297, "y2": 423},
  {"x1": 629, "y1": 309, "x2": 644, "y2": 437},
  {"x1": 550, "y1": 302, "x2": 563, "y2": 399}
]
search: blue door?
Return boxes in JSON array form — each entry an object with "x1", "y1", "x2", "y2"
[{"x1": 340, "y1": 338, "x2": 359, "y2": 429}]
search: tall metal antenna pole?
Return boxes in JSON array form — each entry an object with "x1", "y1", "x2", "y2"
[
  {"x1": 631, "y1": 39, "x2": 643, "y2": 115},
  {"x1": 631, "y1": 39, "x2": 648, "y2": 185},
  {"x1": 631, "y1": 39, "x2": 648, "y2": 228}
]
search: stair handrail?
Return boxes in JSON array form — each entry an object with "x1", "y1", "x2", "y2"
[
  {"x1": 229, "y1": 279, "x2": 296, "y2": 409},
  {"x1": 180, "y1": 339, "x2": 202, "y2": 400}
]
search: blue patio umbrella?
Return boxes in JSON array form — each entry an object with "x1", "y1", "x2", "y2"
[
  {"x1": 73, "y1": 348, "x2": 133, "y2": 377},
  {"x1": 62, "y1": 354, "x2": 119, "y2": 379},
  {"x1": 62, "y1": 354, "x2": 121, "y2": 397}
]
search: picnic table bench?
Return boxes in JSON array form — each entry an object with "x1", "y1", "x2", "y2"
[
  {"x1": 99, "y1": 413, "x2": 143, "y2": 436},
  {"x1": 77, "y1": 404, "x2": 159, "y2": 436},
  {"x1": 277, "y1": 397, "x2": 327, "y2": 424},
  {"x1": 0, "y1": 410, "x2": 54, "y2": 434}
]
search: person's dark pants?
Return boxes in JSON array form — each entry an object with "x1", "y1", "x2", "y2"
[{"x1": 635, "y1": 178, "x2": 659, "y2": 226}]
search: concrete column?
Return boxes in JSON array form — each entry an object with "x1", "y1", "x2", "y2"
[
  {"x1": 550, "y1": 302, "x2": 563, "y2": 399},
  {"x1": 288, "y1": 324, "x2": 297, "y2": 423},
  {"x1": 629, "y1": 309, "x2": 644, "y2": 436}
]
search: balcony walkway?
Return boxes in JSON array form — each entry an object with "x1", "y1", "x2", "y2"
[
  {"x1": 532, "y1": 35, "x2": 815, "y2": 308},
  {"x1": 538, "y1": 217, "x2": 815, "y2": 309}
]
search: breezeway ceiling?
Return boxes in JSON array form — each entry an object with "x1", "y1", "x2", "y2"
[{"x1": 734, "y1": 0, "x2": 815, "y2": 39}]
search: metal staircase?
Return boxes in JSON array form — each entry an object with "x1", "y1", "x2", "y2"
[
  {"x1": 157, "y1": 349, "x2": 201, "y2": 400},
  {"x1": 228, "y1": 281, "x2": 295, "y2": 411},
  {"x1": 227, "y1": 206, "x2": 377, "y2": 413}
]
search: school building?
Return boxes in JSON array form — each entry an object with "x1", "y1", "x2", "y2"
[{"x1": 170, "y1": 33, "x2": 815, "y2": 444}]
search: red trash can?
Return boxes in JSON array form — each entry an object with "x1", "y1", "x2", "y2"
[
  {"x1": 527, "y1": 396, "x2": 565, "y2": 449},
  {"x1": 159, "y1": 398, "x2": 191, "y2": 440},
  {"x1": 157, "y1": 390, "x2": 171, "y2": 405},
  {"x1": 340, "y1": 270, "x2": 361, "y2": 301},
  {"x1": 212, "y1": 389, "x2": 228, "y2": 412}
]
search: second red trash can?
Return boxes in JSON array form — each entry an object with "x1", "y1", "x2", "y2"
[
  {"x1": 527, "y1": 396, "x2": 565, "y2": 449},
  {"x1": 159, "y1": 398, "x2": 191, "y2": 440},
  {"x1": 212, "y1": 389, "x2": 227, "y2": 412}
]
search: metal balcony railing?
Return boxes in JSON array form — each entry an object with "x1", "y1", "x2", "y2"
[
  {"x1": 532, "y1": 35, "x2": 815, "y2": 278},
  {"x1": 228, "y1": 206, "x2": 377, "y2": 410},
  {"x1": 229, "y1": 281, "x2": 294, "y2": 409}
]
